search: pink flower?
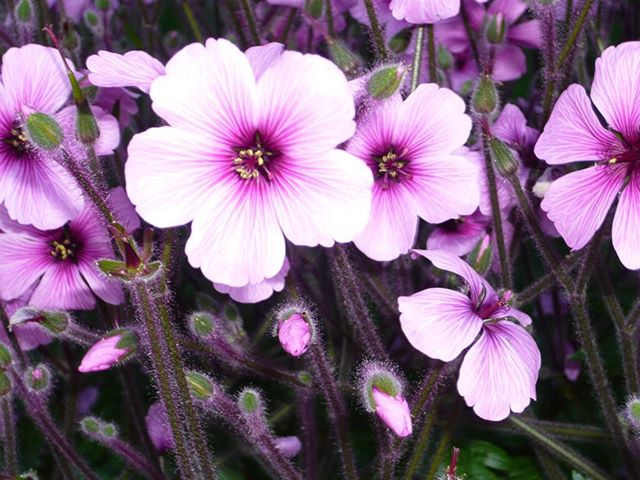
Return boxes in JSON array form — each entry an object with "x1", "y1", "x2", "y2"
[
  {"x1": 275, "y1": 436, "x2": 302, "y2": 457},
  {"x1": 278, "y1": 313, "x2": 311, "y2": 356},
  {"x1": 399, "y1": 250, "x2": 540, "y2": 421},
  {"x1": 0, "y1": 205, "x2": 123, "y2": 310},
  {"x1": 427, "y1": 211, "x2": 490, "y2": 257},
  {"x1": 87, "y1": 50, "x2": 166, "y2": 93},
  {"x1": 389, "y1": 0, "x2": 462, "y2": 24},
  {"x1": 347, "y1": 84, "x2": 479, "y2": 261},
  {"x1": 213, "y1": 257, "x2": 289, "y2": 303},
  {"x1": 371, "y1": 387, "x2": 412, "y2": 437},
  {"x1": 125, "y1": 39, "x2": 372, "y2": 287},
  {"x1": 0, "y1": 44, "x2": 118, "y2": 230},
  {"x1": 146, "y1": 402, "x2": 175, "y2": 454},
  {"x1": 535, "y1": 42, "x2": 640, "y2": 270},
  {"x1": 78, "y1": 331, "x2": 137, "y2": 373}
]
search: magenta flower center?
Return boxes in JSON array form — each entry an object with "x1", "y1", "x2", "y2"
[
  {"x1": 476, "y1": 293, "x2": 510, "y2": 320},
  {"x1": 375, "y1": 147, "x2": 411, "y2": 189},
  {"x1": 49, "y1": 227, "x2": 79, "y2": 262},
  {"x1": 233, "y1": 133, "x2": 276, "y2": 181},
  {"x1": 3, "y1": 121, "x2": 30, "y2": 157},
  {"x1": 608, "y1": 145, "x2": 640, "y2": 167}
]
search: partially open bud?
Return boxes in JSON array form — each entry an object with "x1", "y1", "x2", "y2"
[
  {"x1": 238, "y1": 388, "x2": 263, "y2": 415},
  {"x1": 275, "y1": 436, "x2": 302, "y2": 458},
  {"x1": 489, "y1": 137, "x2": 519, "y2": 177},
  {"x1": 486, "y1": 13, "x2": 506, "y2": 44},
  {"x1": 467, "y1": 234, "x2": 492, "y2": 275},
  {"x1": 472, "y1": 75, "x2": 498, "y2": 116},
  {"x1": 15, "y1": 0, "x2": 33, "y2": 24},
  {"x1": 277, "y1": 312, "x2": 312, "y2": 357},
  {"x1": 78, "y1": 330, "x2": 138, "y2": 373},
  {"x1": 25, "y1": 364, "x2": 51, "y2": 393},
  {"x1": 367, "y1": 65, "x2": 406, "y2": 99},
  {"x1": 186, "y1": 371, "x2": 214, "y2": 400},
  {"x1": 25, "y1": 113, "x2": 63, "y2": 151},
  {"x1": 0, "y1": 343, "x2": 12, "y2": 369},
  {"x1": 360, "y1": 363, "x2": 412, "y2": 437}
]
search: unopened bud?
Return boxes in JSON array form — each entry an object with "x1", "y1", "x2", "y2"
[
  {"x1": 25, "y1": 364, "x2": 51, "y2": 393},
  {"x1": 26, "y1": 113, "x2": 63, "y2": 151},
  {"x1": 489, "y1": 137, "x2": 519, "y2": 177},
  {"x1": 278, "y1": 313, "x2": 312, "y2": 357},
  {"x1": 625, "y1": 397, "x2": 640, "y2": 431},
  {"x1": 76, "y1": 103, "x2": 100, "y2": 145},
  {"x1": 472, "y1": 75, "x2": 498, "y2": 115},
  {"x1": 15, "y1": 0, "x2": 33, "y2": 23},
  {"x1": 0, "y1": 343, "x2": 12, "y2": 368},
  {"x1": 238, "y1": 388, "x2": 262, "y2": 414},
  {"x1": 186, "y1": 371, "x2": 214, "y2": 400},
  {"x1": 94, "y1": 0, "x2": 110, "y2": 10},
  {"x1": 437, "y1": 45, "x2": 454, "y2": 71},
  {"x1": 389, "y1": 29, "x2": 411, "y2": 54},
  {"x1": 275, "y1": 436, "x2": 302, "y2": 458},
  {"x1": 189, "y1": 311, "x2": 216, "y2": 338},
  {"x1": 101, "y1": 422, "x2": 117, "y2": 438},
  {"x1": 486, "y1": 13, "x2": 506, "y2": 44},
  {"x1": 84, "y1": 11, "x2": 102, "y2": 35},
  {"x1": 367, "y1": 65, "x2": 406, "y2": 99},
  {"x1": 327, "y1": 39, "x2": 360, "y2": 77},
  {"x1": 80, "y1": 416, "x2": 101, "y2": 434},
  {"x1": 0, "y1": 371, "x2": 11, "y2": 396},
  {"x1": 305, "y1": 0, "x2": 323, "y2": 18}
]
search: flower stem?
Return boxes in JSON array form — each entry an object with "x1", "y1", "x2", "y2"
[
  {"x1": 513, "y1": 252, "x2": 581, "y2": 307},
  {"x1": 182, "y1": 1, "x2": 204, "y2": 42},
  {"x1": 509, "y1": 415, "x2": 609, "y2": 480},
  {"x1": 362, "y1": 0, "x2": 388, "y2": 60},
  {"x1": 426, "y1": 24, "x2": 436, "y2": 83},
  {"x1": 402, "y1": 408, "x2": 437, "y2": 480},
  {"x1": 241, "y1": 0, "x2": 261, "y2": 45},
  {"x1": 1, "y1": 397, "x2": 18, "y2": 475},
  {"x1": 410, "y1": 26, "x2": 425, "y2": 92}
]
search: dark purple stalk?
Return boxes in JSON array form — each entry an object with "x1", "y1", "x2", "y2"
[
  {"x1": 1, "y1": 397, "x2": 18, "y2": 475},
  {"x1": 296, "y1": 386, "x2": 318, "y2": 480}
]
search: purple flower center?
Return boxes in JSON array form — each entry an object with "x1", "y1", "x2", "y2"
[
  {"x1": 49, "y1": 226, "x2": 79, "y2": 262},
  {"x1": 475, "y1": 291, "x2": 511, "y2": 320},
  {"x1": 607, "y1": 145, "x2": 640, "y2": 167},
  {"x1": 2, "y1": 121, "x2": 31, "y2": 158},
  {"x1": 233, "y1": 133, "x2": 276, "y2": 181},
  {"x1": 440, "y1": 218, "x2": 463, "y2": 232},
  {"x1": 375, "y1": 147, "x2": 411, "y2": 189}
]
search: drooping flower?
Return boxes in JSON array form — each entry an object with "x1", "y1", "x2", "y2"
[
  {"x1": 371, "y1": 387, "x2": 412, "y2": 437},
  {"x1": 0, "y1": 204, "x2": 123, "y2": 310},
  {"x1": 0, "y1": 44, "x2": 119, "y2": 230},
  {"x1": 535, "y1": 42, "x2": 640, "y2": 270},
  {"x1": 399, "y1": 250, "x2": 540, "y2": 421},
  {"x1": 125, "y1": 39, "x2": 372, "y2": 287},
  {"x1": 78, "y1": 330, "x2": 138, "y2": 373},
  {"x1": 347, "y1": 84, "x2": 479, "y2": 261},
  {"x1": 86, "y1": 50, "x2": 166, "y2": 93},
  {"x1": 146, "y1": 402, "x2": 175, "y2": 454},
  {"x1": 278, "y1": 312, "x2": 312, "y2": 356}
]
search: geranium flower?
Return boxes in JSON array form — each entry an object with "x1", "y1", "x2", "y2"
[
  {"x1": 535, "y1": 42, "x2": 640, "y2": 269},
  {"x1": 347, "y1": 84, "x2": 479, "y2": 261},
  {"x1": 399, "y1": 250, "x2": 540, "y2": 421},
  {"x1": 125, "y1": 39, "x2": 372, "y2": 287}
]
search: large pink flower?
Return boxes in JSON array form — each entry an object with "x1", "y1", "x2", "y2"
[
  {"x1": 399, "y1": 250, "x2": 540, "y2": 421},
  {"x1": 125, "y1": 39, "x2": 372, "y2": 287},
  {"x1": 347, "y1": 84, "x2": 479, "y2": 261},
  {"x1": 535, "y1": 42, "x2": 640, "y2": 269},
  {"x1": 0, "y1": 205, "x2": 123, "y2": 310},
  {"x1": 0, "y1": 44, "x2": 118, "y2": 230}
]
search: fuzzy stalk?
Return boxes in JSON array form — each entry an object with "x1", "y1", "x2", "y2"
[
  {"x1": 241, "y1": 0, "x2": 261, "y2": 45},
  {"x1": 362, "y1": 0, "x2": 388, "y2": 60},
  {"x1": 1, "y1": 397, "x2": 18, "y2": 475},
  {"x1": 402, "y1": 409, "x2": 437, "y2": 480},
  {"x1": 411, "y1": 26, "x2": 425, "y2": 92},
  {"x1": 296, "y1": 386, "x2": 319, "y2": 480},
  {"x1": 426, "y1": 24, "x2": 437, "y2": 83},
  {"x1": 308, "y1": 341, "x2": 359, "y2": 480},
  {"x1": 182, "y1": 1, "x2": 204, "y2": 42},
  {"x1": 92, "y1": 434, "x2": 165, "y2": 480}
]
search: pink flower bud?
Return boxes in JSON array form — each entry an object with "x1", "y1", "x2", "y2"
[
  {"x1": 78, "y1": 331, "x2": 137, "y2": 373},
  {"x1": 146, "y1": 402, "x2": 174, "y2": 454},
  {"x1": 278, "y1": 313, "x2": 311, "y2": 356},
  {"x1": 275, "y1": 436, "x2": 302, "y2": 458},
  {"x1": 372, "y1": 387, "x2": 412, "y2": 437}
]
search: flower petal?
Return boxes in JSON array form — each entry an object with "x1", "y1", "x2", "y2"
[
  {"x1": 213, "y1": 258, "x2": 289, "y2": 303},
  {"x1": 245, "y1": 43, "x2": 285, "y2": 80},
  {"x1": 0, "y1": 232, "x2": 50, "y2": 301},
  {"x1": 87, "y1": 50, "x2": 165, "y2": 93},
  {"x1": 612, "y1": 170, "x2": 640, "y2": 270},
  {"x1": 534, "y1": 84, "x2": 619, "y2": 165},
  {"x1": 30, "y1": 262, "x2": 96, "y2": 310},
  {"x1": 390, "y1": 0, "x2": 460, "y2": 24},
  {"x1": 457, "y1": 321, "x2": 541, "y2": 421},
  {"x1": 399, "y1": 287, "x2": 482, "y2": 362},
  {"x1": 541, "y1": 165, "x2": 626, "y2": 251}
]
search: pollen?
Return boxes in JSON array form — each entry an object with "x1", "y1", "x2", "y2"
[
  {"x1": 50, "y1": 236, "x2": 77, "y2": 261},
  {"x1": 233, "y1": 134, "x2": 276, "y2": 181},
  {"x1": 376, "y1": 147, "x2": 411, "y2": 189},
  {"x1": 3, "y1": 122, "x2": 30, "y2": 156}
]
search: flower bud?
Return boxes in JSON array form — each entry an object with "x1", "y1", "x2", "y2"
[
  {"x1": 15, "y1": 0, "x2": 33, "y2": 24},
  {"x1": 146, "y1": 402, "x2": 174, "y2": 453},
  {"x1": 0, "y1": 371, "x2": 12, "y2": 396},
  {"x1": 101, "y1": 422, "x2": 118, "y2": 438},
  {"x1": 305, "y1": 0, "x2": 323, "y2": 17},
  {"x1": 367, "y1": 65, "x2": 406, "y2": 100},
  {"x1": 467, "y1": 234, "x2": 492, "y2": 275},
  {"x1": 625, "y1": 397, "x2": 640, "y2": 431},
  {"x1": 486, "y1": 13, "x2": 506, "y2": 44},
  {"x1": 238, "y1": 388, "x2": 263, "y2": 415},
  {"x1": 189, "y1": 311, "x2": 216, "y2": 339},
  {"x1": 275, "y1": 436, "x2": 302, "y2": 458},
  {"x1": 94, "y1": 0, "x2": 110, "y2": 10},
  {"x1": 84, "y1": 10, "x2": 103, "y2": 36},
  {"x1": 25, "y1": 364, "x2": 51, "y2": 393},
  {"x1": 78, "y1": 330, "x2": 138, "y2": 373},
  {"x1": 489, "y1": 137, "x2": 519, "y2": 177},
  {"x1": 278, "y1": 313, "x2": 312, "y2": 357},
  {"x1": 80, "y1": 416, "x2": 101, "y2": 435},
  {"x1": 186, "y1": 371, "x2": 214, "y2": 400},
  {"x1": 0, "y1": 343, "x2": 12, "y2": 368},
  {"x1": 26, "y1": 113, "x2": 63, "y2": 151},
  {"x1": 75, "y1": 103, "x2": 100, "y2": 145},
  {"x1": 472, "y1": 75, "x2": 498, "y2": 115},
  {"x1": 327, "y1": 39, "x2": 361, "y2": 77}
]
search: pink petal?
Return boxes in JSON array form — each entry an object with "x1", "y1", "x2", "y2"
[
  {"x1": 0, "y1": 232, "x2": 50, "y2": 301},
  {"x1": 186, "y1": 180, "x2": 285, "y2": 287},
  {"x1": 541, "y1": 165, "x2": 626, "y2": 251},
  {"x1": 372, "y1": 388, "x2": 412, "y2": 437},
  {"x1": 1, "y1": 44, "x2": 72, "y2": 114},
  {"x1": 390, "y1": 0, "x2": 460, "y2": 24},
  {"x1": 534, "y1": 84, "x2": 619, "y2": 165},
  {"x1": 245, "y1": 43, "x2": 285, "y2": 80},
  {"x1": 413, "y1": 249, "x2": 495, "y2": 306},
  {"x1": 125, "y1": 126, "x2": 225, "y2": 228},
  {"x1": 213, "y1": 258, "x2": 289, "y2": 303},
  {"x1": 492, "y1": 45, "x2": 526, "y2": 82},
  {"x1": 256, "y1": 50, "x2": 355, "y2": 159},
  {"x1": 612, "y1": 170, "x2": 640, "y2": 270},
  {"x1": 426, "y1": 212, "x2": 489, "y2": 257},
  {"x1": 108, "y1": 187, "x2": 141, "y2": 233},
  {"x1": 30, "y1": 262, "x2": 95, "y2": 310},
  {"x1": 86, "y1": 50, "x2": 165, "y2": 93},
  {"x1": 488, "y1": 0, "x2": 527, "y2": 24},
  {"x1": 271, "y1": 149, "x2": 373, "y2": 248},
  {"x1": 591, "y1": 42, "x2": 640, "y2": 145},
  {"x1": 458, "y1": 321, "x2": 541, "y2": 421},
  {"x1": 354, "y1": 182, "x2": 418, "y2": 261},
  {"x1": 80, "y1": 262, "x2": 124, "y2": 306},
  {"x1": 14, "y1": 323, "x2": 53, "y2": 351},
  {"x1": 507, "y1": 20, "x2": 542, "y2": 49},
  {"x1": 492, "y1": 103, "x2": 538, "y2": 151},
  {"x1": 399, "y1": 287, "x2": 482, "y2": 362}
]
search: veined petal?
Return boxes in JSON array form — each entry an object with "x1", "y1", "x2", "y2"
[
  {"x1": 213, "y1": 258, "x2": 289, "y2": 303},
  {"x1": 245, "y1": 43, "x2": 285, "y2": 80},
  {"x1": 0, "y1": 232, "x2": 50, "y2": 301},
  {"x1": 87, "y1": 50, "x2": 165, "y2": 93},
  {"x1": 541, "y1": 165, "x2": 625, "y2": 251},
  {"x1": 612, "y1": 170, "x2": 640, "y2": 270},
  {"x1": 458, "y1": 321, "x2": 541, "y2": 421},
  {"x1": 399, "y1": 287, "x2": 482, "y2": 362},
  {"x1": 30, "y1": 262, "x2": 95, "y2": 310},
  {"x1": 390, "y1": 0, "x2": 460, "y2": 24}
]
